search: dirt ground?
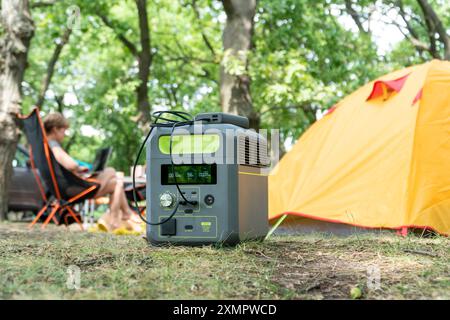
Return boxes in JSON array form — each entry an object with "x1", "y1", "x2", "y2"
[{"x1": 0, "y1": 222, "x2": 448, "y2": 299}]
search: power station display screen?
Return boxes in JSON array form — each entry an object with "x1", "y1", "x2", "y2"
[
  {"x1": 161, "y1": 164, "x2": 217, "y2": 185},
  {"x1": 159, "y1": 134, "x2": 220, "y2": 155}
]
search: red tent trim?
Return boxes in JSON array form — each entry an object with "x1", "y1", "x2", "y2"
[
  {"x1": 270, "y1": 211, "x2": 448, "y2": 236},
  {"x1": 412, "y1": 87, "x2": 423, "y2": 105},
  {"x1": 325, "y1": 105, "x2": 337, "y2": 115},
  {"x1": 366, "y1": 73, "x2": 410, "y2": 101}
]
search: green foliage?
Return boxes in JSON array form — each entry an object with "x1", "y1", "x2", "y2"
[
  {"x1": 21, "y1": 0, "x2": 449, "y2": 170},
  {"x1": 252, "y1": 0, "x2": 382, "y2": 141}
]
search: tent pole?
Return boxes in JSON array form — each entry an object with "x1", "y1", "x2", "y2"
[{"x1": 264, "y1": 214, "x2": 288, "y2": 241}]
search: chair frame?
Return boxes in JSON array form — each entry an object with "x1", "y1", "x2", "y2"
[{"x1": 17, "y1": 107, "x2": 100, "y2": 230}]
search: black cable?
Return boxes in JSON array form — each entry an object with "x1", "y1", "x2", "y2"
[
  {"x1": 132, "y1": 124, "x2": 156, "y2": 225},
  {"x1": 169, "y1": 120, "x2": 197, "y2": 206},
  {"x1": 132, "y1": 110, "x2": 198, "y2": 226}
]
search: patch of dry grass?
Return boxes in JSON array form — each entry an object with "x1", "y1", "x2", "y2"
[
  {"x1": 262, "y1": 235, "x2": 449, "y2": 299},
  {"x1": 0, "y1": 222, "x2": 448, "y2": 299}
]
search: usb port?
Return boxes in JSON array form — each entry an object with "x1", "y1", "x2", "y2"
[{"x1": 184, "y1": 225, "x2": 194, "y2": 230}]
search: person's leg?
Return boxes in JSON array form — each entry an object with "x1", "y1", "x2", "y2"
[
  {"x1": 94, "y1": 167, "x2": 142, "y2": 229},
  {"x1": 111, "y1": 174, "x2": 140, "y2": 221},
  {"x1": 116, "y1": 188, "x2": 143, "y2": 230},
  {"x1": 117, "y1": 186, "x2": 137, "y2": 220},
  {"x1": 94, "y1": 167, "x2": 122, "y2": 229},
  {"x1": 109, "y1": 181, "x2": 122, "y2": 229},
  {"x1": 94, "y1": 167, "x2": 116, "y2": 197},
  {"x1": 113, "y1": 175, "x2": 127, "y2": 217}
]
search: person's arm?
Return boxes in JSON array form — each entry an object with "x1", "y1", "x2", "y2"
[{"x1": 51, "y1": 146, "x2": 82, "y2": 172}]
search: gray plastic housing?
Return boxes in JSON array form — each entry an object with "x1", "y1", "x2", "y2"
[
  {"x1": 194, "y1": 112, "x2": 249, "y2": 129},
  {"x1": 145, "y1": 122, "x2": 268, "y2": 246}
]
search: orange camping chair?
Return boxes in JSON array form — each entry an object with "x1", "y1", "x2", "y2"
[{"x1": 17, "y1": 107, "x2": 100, "y2": 230}]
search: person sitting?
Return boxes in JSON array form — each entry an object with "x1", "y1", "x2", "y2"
[{"x1": 43, "y1": 112, "x2": 140, "y2": 231}]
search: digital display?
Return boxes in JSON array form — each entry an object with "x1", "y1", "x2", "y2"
[
  {"x1": 158, "y1": 134, "x2": 220, "y2": 155},
  {"x1": 161, "y1": 164, "x2": 217, "y2": 185}
]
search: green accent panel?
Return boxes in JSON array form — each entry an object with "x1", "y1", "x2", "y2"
[
  {"x1": 200, "y1": 221, "x2": 212, "y2": 232},
  {"x1": 158, "y1": 216, "x2": 218, "y2": 239},
  {"x1": 159, "y1": 134, "x2": 220, "y2": 154}
]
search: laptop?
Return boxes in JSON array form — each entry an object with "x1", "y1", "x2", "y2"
[{"x1": 91, "y1": 147, "x2": 112, "y2": 173}]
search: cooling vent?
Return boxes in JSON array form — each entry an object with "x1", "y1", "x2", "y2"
[{"x1": 237, "y1": 132, "x2": 270, "y2": 167}]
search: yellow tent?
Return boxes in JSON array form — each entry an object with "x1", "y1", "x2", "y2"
[{"x1": 269, "y1": 60, "x2": 450, "y2": 236}]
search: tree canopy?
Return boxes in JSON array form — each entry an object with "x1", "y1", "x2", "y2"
[{"x1": 14, "y1": 0, "x2": 450, "y2": 169}]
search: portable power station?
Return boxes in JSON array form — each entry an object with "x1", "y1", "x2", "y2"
[{"x1": 143, "y1": 112, "x2": 270, "y2": 246}]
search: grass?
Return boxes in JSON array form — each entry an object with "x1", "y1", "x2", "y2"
[{"x1": 0, "y1": 222, "x2": 448, "y2": 300}]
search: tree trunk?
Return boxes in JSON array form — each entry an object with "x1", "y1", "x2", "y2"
[
  {"x1": 99, "y1": 1, "x2": 152, "y2": 124},
  {"x1": 344, "y1": 0, "x2": 368, "y2": 35},
  {"x1": 220, "y1": 0, "x2": 259, "y2": 129},
  {"x1": 0, "y1": 0, "x2": 34, "y2": 220},
  {"x1": 36, "y1": 26, "x2": 72, "y2": 108},
  {"x1": 416, "y1": 0, "x2": 450, "y2": 60},
  {"x1": 135, "y1": 0, "x2": 152, "y2": 123}
]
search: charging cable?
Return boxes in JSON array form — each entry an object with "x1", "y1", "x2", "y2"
[{"x1": 132, "y1": 111, "x2": 204, "y2": 226}]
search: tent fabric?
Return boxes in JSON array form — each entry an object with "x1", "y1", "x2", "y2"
[{"x1": 269, "y1": 60, "x2": 450, "y2": 235}]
